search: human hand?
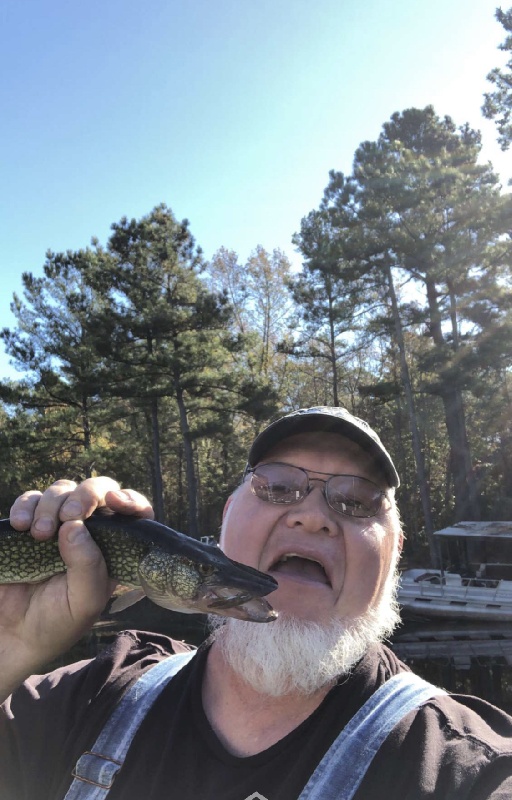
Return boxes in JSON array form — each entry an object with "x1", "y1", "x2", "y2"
[{"x1": 0, "y1": 477, "x2": 153, "y2": 698}]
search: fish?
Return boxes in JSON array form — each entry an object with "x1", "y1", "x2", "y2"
[{"x1": 0, "y1": 513, "x2": 278, "y2": 623}]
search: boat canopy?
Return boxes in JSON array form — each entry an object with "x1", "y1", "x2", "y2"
[{"x1": 434, "y1": 522, "x2": 512, "y2": 540}]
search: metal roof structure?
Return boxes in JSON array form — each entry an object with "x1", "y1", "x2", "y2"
[{"x1": 434, "y1": 521, "x2": 512, "y2": 540}]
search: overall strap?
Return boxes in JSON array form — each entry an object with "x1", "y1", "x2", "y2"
[
  {"x1": 299, "y1": 671, "x2": 447, "y2": 800},
  {"x1": 64, "y1": 650, "x2": 196, "y2": 800}
]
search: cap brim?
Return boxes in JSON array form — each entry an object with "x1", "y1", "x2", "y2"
[{"x1": 248, "y1": 412, "x2": 399, "y2": 488}]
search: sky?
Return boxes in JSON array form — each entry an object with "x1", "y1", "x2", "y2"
[{"x1": 1, "y1": 0, "x2": 510, "y2": 380}]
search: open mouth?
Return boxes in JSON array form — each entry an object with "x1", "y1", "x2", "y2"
[
  {"x1": 269, "y1": 553, "x2": 331, "y2": 586},
  {"x1": 203, "y1": 587, "x2": 278, "y2": 622},
  {"x1": 207, "y1": 589, "x2": 253, "y2": 609}
]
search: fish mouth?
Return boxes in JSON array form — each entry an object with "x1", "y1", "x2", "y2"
[
  {"x1": 199, "y1": 560, "x2": 279, "y2": 622},
  {"x1": 159, "y1": 540, "x2": 279, "y2": 621},
  {"x1": 196, "y1": 587, "x2": 278, "y2": 622},
  {"x1": 162, "y1": 527, "x2": 278, "y2": 599},
  {"x1": 207, "y1": 590, "x2": 255, "y2": 609}
]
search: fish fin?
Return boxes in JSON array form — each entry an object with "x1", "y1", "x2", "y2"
[{"x1": 110, "y1": 588, "x2": 146, "y2": 613}]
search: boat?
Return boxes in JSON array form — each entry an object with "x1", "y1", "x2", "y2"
[
  {"x1": 398, "y1": 521, "x2": 512, "y2": 622},
  {"x1": 392, "y1": 619, "x2": 512, "y2": 668}
]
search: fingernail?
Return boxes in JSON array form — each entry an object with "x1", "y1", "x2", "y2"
[
  {"x1": 111, "y1": 491, "x2": 131, "y2": 501},
  {"x1": 34, "y1": 517, "x2": 53, "y2": 533},
  {"x1": 66, "y1": 525, "x2": 89, "y2": 544},
  {"x1": 62, "y1": 501, "x2": 82, "y2": 518}
]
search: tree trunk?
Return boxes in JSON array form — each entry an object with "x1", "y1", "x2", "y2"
[
  {"x1": 385, "y1": 263, "x2": 436, "y2": 562},
  {"x1": 262, "y1": 288, "x2": 271, "y2": 377},
  {"x1": 150, "y1": 396, "x2": 165, "y2": 522},
  {"x1": 425, "y1": 276, "x2": 480, "y2": 521},
  {"x1": 177, "y1": 443, "x2": 185, "y2": 531},
  {"x1": 145, "y1": 334, "x2": 165, "y2": 522},
  {"x1": 175, "y1": 381, "x2": 200, "y2": 538},
  {"x1": 328, "y1": 291, "x2": 340, "y2": 406},
  {"x1": 81, "y1": 394, "x2": 93, "y2": 479},
  {"x1": 440, "y1": 390, "x2": 480, "y2": 521}
]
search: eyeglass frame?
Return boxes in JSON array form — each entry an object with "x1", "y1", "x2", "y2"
[{"x1": 243, "y1": 461, "x2": 387, "y2": 519}]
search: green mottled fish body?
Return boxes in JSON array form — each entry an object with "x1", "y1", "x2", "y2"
[{"x1": 0, "y1": 526, "x2": 144, "y2": 586}]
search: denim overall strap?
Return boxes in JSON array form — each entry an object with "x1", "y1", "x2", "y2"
[
  {"x1": 64, "y1": 650, "x2": 196, "y2": 800},
  {"x1": 298, "y1": 671, "x2": 447, "y2": 800}
]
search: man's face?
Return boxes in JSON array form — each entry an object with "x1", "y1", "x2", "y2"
[{"x1": 221, "y1": 432, "x2": 401, "y2": 625}]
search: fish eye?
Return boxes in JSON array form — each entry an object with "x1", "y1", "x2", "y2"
[{"x1": 197, "y1": 563, "x2": 215, "y2": 577}]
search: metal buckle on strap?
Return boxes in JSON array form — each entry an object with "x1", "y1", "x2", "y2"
[{"x1": 71, "y1": 750, "x2": 123, "y2": 789}]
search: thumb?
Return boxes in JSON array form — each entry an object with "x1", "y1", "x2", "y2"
[{"x1": 58, "y1": 521, "x2": 113, "y2": 618}]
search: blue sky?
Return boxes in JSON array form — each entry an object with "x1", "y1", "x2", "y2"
[{"x1": 1, "y1": 0, "x2": 510, "y2": 380}]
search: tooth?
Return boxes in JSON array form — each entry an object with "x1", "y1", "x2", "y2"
[{"x1": 278, "y1": 554, "x2": 324, "y2": 567}]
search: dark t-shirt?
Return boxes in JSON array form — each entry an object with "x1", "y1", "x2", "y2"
[{"x1": 1, "y1": 630, "x2": 512, "y2": 799}]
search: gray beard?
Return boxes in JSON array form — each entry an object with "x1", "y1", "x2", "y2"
[{"x1": 209, "y1": 571, "x2": 401, "y2": 697}]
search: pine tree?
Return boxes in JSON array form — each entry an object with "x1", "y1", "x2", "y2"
[
  {"x1": 87, "y1": 205, "x2": 278, "y2": 534},
  {"x1": 482, "y1": 6, "x2": 512, "y2": 150},
  {"x1": 0, "y1": 248, "x2": 115, "y2": 479}
]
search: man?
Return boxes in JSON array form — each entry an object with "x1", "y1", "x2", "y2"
[{"x1": 0, "y1": 406, "x2": 511, "y2": 799}]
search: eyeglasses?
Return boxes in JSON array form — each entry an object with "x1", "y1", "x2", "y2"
[{"x1": 245, "y1": 462, "x2": 385, "y2": 519}]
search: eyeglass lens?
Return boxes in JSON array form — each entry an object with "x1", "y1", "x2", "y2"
[{"x1": 249, "y1": 462, "x2": 383, "y2": 518}]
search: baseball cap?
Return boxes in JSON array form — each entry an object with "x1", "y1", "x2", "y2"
[{"x1": 247, "y1": 406, "x2": 400, "y2": 488}]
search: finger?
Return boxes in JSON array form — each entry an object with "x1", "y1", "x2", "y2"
[
  {"x1": 58, "y1": 521, "x2": 114, "y2": 620},
  {"x1": 31, "y1": 480, "x2": 77, "y2": 539},
  {"x1": 10, "y1": 491, "x2": 43, "y2": 530},
  {"x1": 104, "y1": 489, "x2": 155, "y2": 519},
  {"x1": 59, "y1": 476, "x2": 122, "y2": 522},
  {"x1": 13, "y1": 481, "x2": 77, "y2": 540}
]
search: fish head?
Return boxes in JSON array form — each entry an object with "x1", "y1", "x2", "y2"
[{"x1": 138, "y1": 546, "x2": 278, "y2": 623}]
